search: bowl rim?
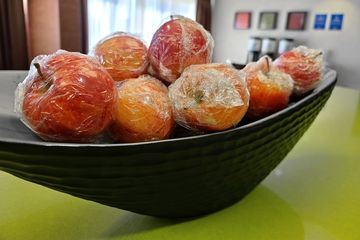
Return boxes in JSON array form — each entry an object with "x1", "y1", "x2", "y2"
[{"x1": 0, "y1": 69, "x2": 337, "y2": 148}]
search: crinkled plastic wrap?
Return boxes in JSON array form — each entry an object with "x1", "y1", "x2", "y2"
[
  {"x1": 274, "y1": 45, "x2": 324, "y2": 95},
  {"x1": 15, "y1": 50, "x2": 117, "y2": 143},
  {"x1": 90, "y1": 32, "x2": 148, "y2": 81},
  {"x1": 243, "y1": 55, "x2": 270, "y2": 74},
  {"x1": 243, "y1": 56, "x2": 294, "y2": 119},
  {"x1": 148, "y1": 15, "x2": 214, "y2": 83},
  {"x1": 110, "y1": 74, "x2": 174, "y2": 143},
  {"x1": 168, "y1": 63, "x2": 249, "y2": 132}
]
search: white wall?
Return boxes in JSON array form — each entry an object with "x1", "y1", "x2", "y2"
[{"x1": 212, "y1": 0, "x2": 360, "y2": 89}]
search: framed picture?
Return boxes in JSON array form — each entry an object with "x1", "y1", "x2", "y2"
[
  {"x1": 329, "y1": 14, "x2": 344, "y2": 30},
  {"x1": 258, "y1": 12, "x2": 278, "y2": 30},
  {"x1": 314, "y1": 14, "x2": 327, "y2": 30},
  {"x1": 286, "y1": 11, "x2": 307, "y2": 30},
  {"x1": 234, "y1": 12, "x2": 251, "y2": 30}
]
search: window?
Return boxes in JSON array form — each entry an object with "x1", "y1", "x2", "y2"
[{"x1": 87, "y1": 0, "x2": 196, "y2": 50}]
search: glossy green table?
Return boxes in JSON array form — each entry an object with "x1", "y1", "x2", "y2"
[{"x1": 0, "y1": 86, "x2": 359, "y2": 240}]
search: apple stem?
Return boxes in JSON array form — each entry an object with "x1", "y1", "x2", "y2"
[
  {"x1": 313, "y1": 52, "x2": 323, "y2": 59},
  {"x1": 194, "y1": 90, "x2": 204, "y2": 104},
  {"x1": 33, "y1": 62, "x2": 53, "y2": 92},
  {"x1": 33, "y1": 63, "x2": 45, "y2": 81},
  {"x1": 265, "y1": 56, "x2": 270, "y2": 74}
]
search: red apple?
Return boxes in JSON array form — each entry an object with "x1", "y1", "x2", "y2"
[
  {"x1": 274, "y1": 46, "x2": 323, "y2": 95},
  {"x1": 15, "y1": 50, "x2": 117, "y2": 142},
  {"x1": 91, "y1": 32, "x2": 148, "y2": 81},
  {"x1": 109, "y1": 75, "x2": 174, "y2": 143},
  {"x1": 243, "y1": 56, "x2": 294, "y2": 119},
  {"x1": 148, "y1": 15, "x2": 214, "y2": 83}
]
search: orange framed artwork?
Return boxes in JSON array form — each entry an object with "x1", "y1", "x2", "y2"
[{"x1": 234, "y1": 12, "x2": 251, "y2": 30}]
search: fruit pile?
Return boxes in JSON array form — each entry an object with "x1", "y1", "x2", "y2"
[{"x1": 15, "y1": 16, "x2": 324, "y2": 143}]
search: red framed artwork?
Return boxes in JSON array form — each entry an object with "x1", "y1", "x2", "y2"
[
  {"x1": 234, "y1": 12, "x2": 251, "y2": 30},
  {"x1": 286, "y1": 12, "x2": 307, "y2": 30}
]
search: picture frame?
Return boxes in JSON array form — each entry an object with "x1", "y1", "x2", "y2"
[
  {"x1": 329, "y1": 14, "x2": 344, "y2": 30},
  {"x1": 234, "y1": 12, "x2": 251, "y2": 30},
  {"x1": 313, "y1": 14, "x2": 327, "y2": 30},
  {"x1": 258, "y1": 12, "x2": 278, "y2": 30},
  {"x1": 286, "y1": 11, "x2": 307, "y2": 30}
]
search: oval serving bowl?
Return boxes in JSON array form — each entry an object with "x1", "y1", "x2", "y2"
[{"x1": 0, "y1": 69, "x2": 337, "y2": 218}]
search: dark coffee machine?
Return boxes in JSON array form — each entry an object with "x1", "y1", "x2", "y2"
[
  {"x1": 260, "y1": 37, "x2": 277, "y2": 59},
  {"x1": 246, "y1": 37, "x2": 262, "y2": 63},
  {"x1": 278, "y1": 38, "x2": 295, "y2": 56}
]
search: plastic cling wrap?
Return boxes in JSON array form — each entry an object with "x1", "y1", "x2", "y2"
[
  {"x1": 168, "y1": 63, "x2": 249, "y2": 132},
  {"x1": 110, "y1": 75, "x2": 174, "y2": 143},
  {"x1": 148, "y1": 15, "x2": 214, "y2": 83},
  {"x1": 91, "y1": 32, "x2": 149, "y2": 81},
  {"x1": 243, "y1": 56, "x2": 294, "y2": 119},
  {"x1": 274, "y1": 46, "x2": 324, "y2": 95},
  {"x1": 15, "y1": 50, "x2": 117, "y2": 143}
]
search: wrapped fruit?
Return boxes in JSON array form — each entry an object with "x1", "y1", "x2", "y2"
[
  {"x1": 243, "y1": 56, "x2": 294, "y2": 119},
  {"x1": 274, "y1": 46, "x2": 323, "y2": 95},
  {"x1": 148, "y1": 15, "x2": 214, "y2": 83},
  {"x1": 15, "y1": 50, "x2": 117, "y2": 143},
  {"x1": 110, "y1": 75, "x2": 174, "y2": 143},
  {"x1": 168, "y1": 63, "x2": 249, "y2": 132},
  {"x1": 91, "y1": 32, "x2": 148, "y2": 81}
]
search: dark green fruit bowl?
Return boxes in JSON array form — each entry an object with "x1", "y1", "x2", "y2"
[{"x1": 0, "y1": 69, "x2": 337, "y2": 218}]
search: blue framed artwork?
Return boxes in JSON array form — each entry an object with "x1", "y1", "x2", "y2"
[
  {"x1": 314, "y1": 14, "x2": 327, "y2": 30},
  {"x1": 330, "y1": 14, "x2": 344, "y2": 30}
]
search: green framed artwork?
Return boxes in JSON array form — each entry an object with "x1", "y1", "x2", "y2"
[{"x1": 258, "y1": 12, "x2": 278, "y2": 30}]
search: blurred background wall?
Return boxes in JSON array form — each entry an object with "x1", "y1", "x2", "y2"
[
  {"x1": 0, "y1": 0, "x2": 28, "y2": 69},
  {"x1": 25, "y1": 0, "x2": 61, "y2": 59},
  {"x1": 0, "y1": 0, "x2": 87, "y2": 69},
  {"x1": 0, "y1": 0, "x2": 359, "y2": 89},
  {"x1": 26, "y1": 0, "x2": 87, "y2": 59},
  {"x1": 212, "y1": 0, "x2": 360, "y2": 89}
]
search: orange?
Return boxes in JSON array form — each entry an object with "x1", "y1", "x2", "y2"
[
  {"x1": 110, "y1": 75, "x2": 174, "y2": 142},
  {"x1": 168, "y1": 64, "x2": 249, "y2": 131},
  {"x1": 92, "y1": 32, "x2": 148, "y2": 81},
  {"x1": 243, "y1": 56, "x2": 294, "y2": 119}
]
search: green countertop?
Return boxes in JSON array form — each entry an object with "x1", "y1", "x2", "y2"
[{"x1": 0, "y1": 86, "x2": 359, "y2": 240}]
